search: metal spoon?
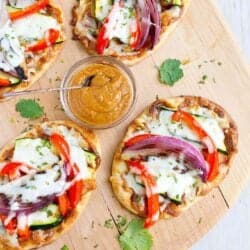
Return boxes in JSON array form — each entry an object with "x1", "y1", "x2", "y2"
[{"x1": 2, "y1": 74, "x2": 96, "y2": 98}]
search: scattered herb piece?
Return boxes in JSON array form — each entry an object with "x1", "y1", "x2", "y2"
[
  {"x1": 119, "y1": 219, "x2": 153, "y2": 250},
  {"x1": 202, "y1": 75, "x2": 208, "y2": 81},
  {"x1": 104, "y1": 219, "x2": 114, "y2": 229},
  {"x1": 55, "y1": 76, "x2": 61, "y2": 82},
  {"x1": 91, "y1": 220, "x2": 95, "y2": 229},
  {"x1": 9, "y1": 117, "x2": 15, "y2": 124},
  {"x1": 198, "y1": 217, "x2": 202, "y2": 224},
  {"x1": 198, "y1": 80, "x2": 205, "y2": 85},
  {"x1": 60, "y1": 245, "x2": 69, "y2": 250},
  {"x1": 159, "y1": 59, "x2": 184, "y2": 86},
  {"x1": 93, "y1": 244, "x2": 99, "y2": 248},
  {"x1": 181, "y1": 58, "x2": 190, "y2": 65},
  {"x1": 116, "y1": 215, "x2": 127, "y2": 231},
  {"x1": 16, "y1": 99, "x2": 44, "y2": 119}
]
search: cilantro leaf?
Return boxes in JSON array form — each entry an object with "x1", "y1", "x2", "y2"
[
  {"x1": 159, "y1": 59, "x2": 184, "y2": 86},
  {"x1": 104, "y1": 219, "x2": 114, "y2": 229},
  {"x1": 119, "y1": 219, "x2": 153, "y2": 250},
  {"x1": 60, "y1": 245, "x2": 69, "y2": 250},
  {"x1": 16, "y1": 99, "x2": 44, "y2": 119}
]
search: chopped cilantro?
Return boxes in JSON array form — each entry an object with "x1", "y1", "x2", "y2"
[
  {"x1": 60, "y1": 245, "x2": 69, "y2": 250},
  {"x1": 198, "y1": 217, "x2": 202, "y2": 224},
  {"x1": 16, "y1": 99, "x2": 44, "y2": 119},
  {"x1": 159, "y1": 59, "x2": 184, "y2": 86},
  {"x1": 119, "y1": 219, "x2": 153, "y2": 250},
  {"x1": 116, "y1": 215, "x2": 127, "y2": 231},
  {"x1": 104, "y1": 219, "x2": 114, "y2": 229},
  {"x1": 202, "y1": 75, "x2": 208, "y2": 81}
]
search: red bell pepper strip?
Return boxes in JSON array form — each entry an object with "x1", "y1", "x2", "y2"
[
  {"x1": 68, "y1": 180, "x2": 83, "y2": 208},
  {"x1": 127, "y1": 160, "x2": 159, "y2": 228},
  {"x1": 172, "y1": 110, "x2": 219, "y2": 181},
  {"x1": 0, "y1": 214, "x2": 17, "y2": 234},
  {"x1": 50, "y1": 133, "x2": 75, "y2": 179},
  {"x1": 124, "y1": 134, "x2": 156, "y2": 148},
  {"x1": 1, "y1": 162, "x2": 31, "y2": 180},
  {"x1": 18, "y1": 225, "x2": 30, "y2": 240},
  {"x1": 96, "y1": 24, "x2": 109, "y2": 55},
  {"x1": 26, "y1": 29, "x2": 60, "y2": 52},
  {"x1": 9, "y1": 0, "x2": 49, "y2": 21},
  {"x1": 130, "y1": 13, "x2": 141, "y2": 49},
  {"x1": 50, "y1": 133, "x2": 70, "y2": 162},
  {"x1": 0, "y1": 78, "x2": 10, "y2": 87},
  {"x1": 58, "y1": 193, "x2": 70, "y2": 217},
  {"x1": 96, "y1": 1, "x2": 121, "y2": 54}
]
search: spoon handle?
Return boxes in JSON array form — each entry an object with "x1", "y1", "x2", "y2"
[{"x1": 2, "y1": 85, "x2": 82, "y2": 98}]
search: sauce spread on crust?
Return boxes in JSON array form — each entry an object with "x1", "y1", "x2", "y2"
[{"x1": 68, "y1": 63, "x2": 132, "y2": 127}]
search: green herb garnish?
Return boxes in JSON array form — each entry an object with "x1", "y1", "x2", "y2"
[
  {"x1": 159, "y1": 59, "x2": 184, "y2": 86},
  {"x1": 60, "y1": 245, "x2": 69, "y2": 250},
  {"x1": 16, "y1": 99, "x2": 44, "y2": 119},
  {"x1": 119, "y1": 219, "x2": 153, "y2": 250},
  {"x1": 104, "y1": 219, "x2": 114, "y2": 229},
  {"x1": 116, "y1": 215, "x2": 127, "y2": 231}
]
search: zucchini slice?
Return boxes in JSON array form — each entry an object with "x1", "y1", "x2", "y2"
[
  {"x1": 84, "y1": 150, "x2": 97, "y2": 168},
  {"x1": 29, "y1": 204, "x2": 63, "y2": 230},
  {"x1": 6, "y1": 5, "x2": 22, "y2": 13},
  {"x1": 94, "y1": 0, "x2": 112, "y2": 21}
]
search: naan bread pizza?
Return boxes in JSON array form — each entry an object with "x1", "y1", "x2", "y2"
[
  {"x1": 72, "y1": 0, "x2": 190, "y2": 65},
  {"x1": 0, "y1": 121, "x2": 100, "y2": 249},
  {"x1": 0, "y1": 0, "x2": 65, "y2": 98},
  {"x1": 111, "y1": 96, "x2": 238, "y2": 227}
]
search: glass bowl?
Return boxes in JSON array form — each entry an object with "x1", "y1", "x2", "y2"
[{"x1": 60, "y1": 56, "x2": 136, "y2": 129}]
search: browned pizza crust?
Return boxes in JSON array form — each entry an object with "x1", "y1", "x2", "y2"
[
  {"x1": 0, "y1": 1, "x2": 65, "y2": 100},
  {"x1": 72, "y1": 0, "x2": 191, "y2": 65},
  {"x1": 0, "y1": 120, "x2": 101, "y2": 250},
  {"x1": 110, "y1": 96, "x2": 238, "y2": 219}
]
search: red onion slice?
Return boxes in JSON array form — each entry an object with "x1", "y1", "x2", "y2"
[
  {"x1": 135, "y1": 0, "x2": 151, "y2": 50},
  {"x1": 146, "y1": 0, "x2": 161, "y2": 48},
  {"x1": 122, "y1": 135, "x2": 208, "y2": 181},
  {"x1": 0, "y1": 194, "x2": 56, "y2": 216}
]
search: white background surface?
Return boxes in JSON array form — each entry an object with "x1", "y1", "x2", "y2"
[{"x1": 192, "y1": 1, "x2": 250, "y2": 250}]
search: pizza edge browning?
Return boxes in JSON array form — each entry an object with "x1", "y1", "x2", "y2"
[
  {"x1": 110, "y1": 96, "x2": 238, "y2": 219},
  {"x1": 0, "y1": 1, "x2": 65, "y2": 100},
  {"x1": 0, "y1": 120, "x2": 101, "y2": 250},
  {"x1": 72, "y1": 0, "x2": 191, "y2": 65}
]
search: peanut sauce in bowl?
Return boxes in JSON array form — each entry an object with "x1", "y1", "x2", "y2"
[{"x1": 60, "y1": 56, "x2": 136, "y2": 129}]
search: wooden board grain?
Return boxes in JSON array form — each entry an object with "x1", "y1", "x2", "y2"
[
  {"x1": 0, "y1": 0, "x2": 250, "y2": 249},
  {"x1": 216, "y1": 0, "x2": 250, "y2": 61}
]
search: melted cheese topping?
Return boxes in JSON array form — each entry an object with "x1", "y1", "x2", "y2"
[
  {"x1": 0, "y1": 21, "x2": 24, "y2": 71},
  {"x1": 124, "y1": 172, "x2": 145, "y2": 196},
  {"x1": 44, "y1": 125, "x2": 90, "y2": 179},
  {"x1": 148, "y1": 107, "x2": 226, "y2": 151},
  {"x1": 145, "y1": 156, "x2": 200, "y2": 201},
  {"x1": 125, "y1": 155, "x2": 200, "y2": 202},
  {"x1": 12, "y1": 14, "x2": 60, "y2": 42},
  {"x1": 104, "y1": 1, "x2": 135, "y2": 44},
  {"x1": 13, "y1": 138, "x2": 59, "y2": 169},
  {"x1": 0, "y1": 165, "x2": 66, "y2": 210}
]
